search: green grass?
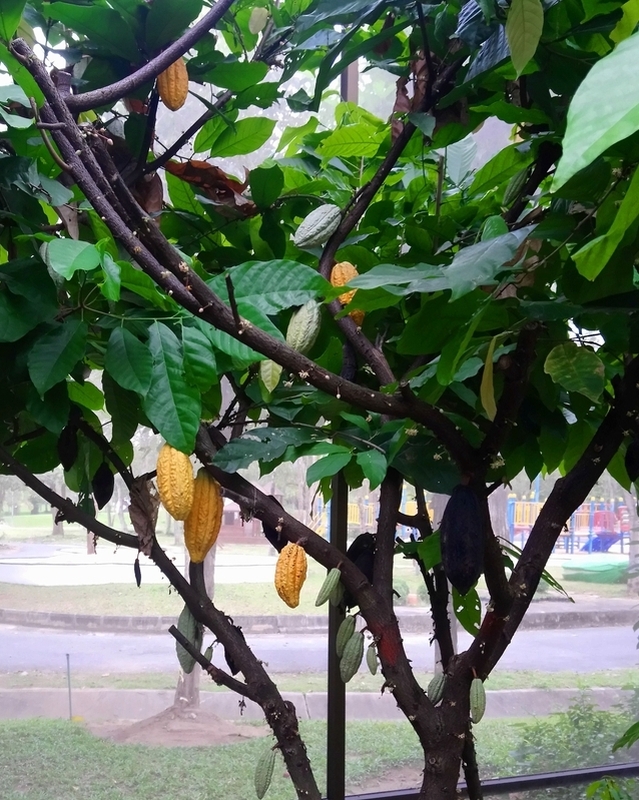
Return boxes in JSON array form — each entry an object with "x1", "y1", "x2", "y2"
[
  {"x1": 2, "y1": 668, "x2": 638, "y2": 693},
  {"x1": 0, "y1": 717, "x2": 523, "y2": 799}
]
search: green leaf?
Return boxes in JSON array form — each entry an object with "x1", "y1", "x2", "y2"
[
  {"x1": 306, "y1": 448, "x2": 352, "y2": 484},
  {"x1": 44, "y1": 3, "x2": 141, "y2": 62},
  {"x1": 505, "y1": 0, "x2": 544, "y2": 76},
  {"x1": 208, "y1": 61, "x2": 269, "y2": 91},
  {"x1": 143, "y1": 322, "x2": 201, "y2": 452},
  {"x1": 182, "y1": 323, "x2": 218, "y2": 392},
  {"x1": 469, "y1": 143, "x2": 530, "y2": 196},
  {"x1": 452, "y1": 586, "x2": 481, "y2": 635},
  {"x1": 0, "y1": 43, "x2": 43, "y2": 104},
  {"x1": 355, "y1": 450, "x2": 387, "y2": 490},
  {"x1": 317, "y1": 123, "x2": 386, "y2": 158},
  {"x1": 213, "y1": 427, "x2": 319, "y2": 472},
  {"x1": 250, "y1": 165, "x2": 284, "y2": 208},
  {"x1": 260, "y1": 359, "x2": 283, "y2": 393},
  {"x1": 544, "y1": 342, "x2": 605, "y2": 402},
  {"x1": 0, "y1": 288, "x2": 42, "y2": 342},
  {"x1": 100, "y1": 252, "x2": 121, "y2": 301},
  {"x1": 613, "y1": 720, "x2": 639, "y2": 751},
  {"x1": 0, "y1": 0, "x2": 27, "y2": 42},
  {"x1": 41, "y1": 239, "x2": 100, "y2": 280},
  {"x1": 0, "y1": 106, "x2": 33, "y2": 128},
  {"x1": 211, "y1": 118, "x2": 277, "y2": 158},
  {"x1": 482, "y1": 215, "x2": 510, "y2": 240},
  {"x1": 553, "y1": 32, "x2": 639, "y2": 189},
  {"x1": 105, "y1": 327, "x2": 153, "y2": 395},
  {"x1": 407, "y1": 112, "x2": 436, "y2": 138},
  {"x1": 68, "y1": 380, "x2": 104, "y2": 411},
  {"x1": 572, "y1": 165, "x2": 639, "y2": 279},
  {"x1": 28, "y1": 319, "x2": 88, "y2": 396},
  {"x1": 480, "y1": 336, "x2": 498, "y2": 421},
  {"x1": 145, "y1": 0, "x2": 201, "y2": 52}
]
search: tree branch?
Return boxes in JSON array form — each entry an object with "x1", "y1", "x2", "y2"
[{"x1": 374, "y1": 467, "x2": 403, "y2": 605}]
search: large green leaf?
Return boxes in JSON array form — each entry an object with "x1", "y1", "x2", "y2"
[
  {"x1": 213, "y1": 427, "x2": 318, "y2": 472},
  {"x1": 317, "y1": 123, "x2": 386, "y2": 159},
  {"x1": 355, "y1": 450, "x2": 387, "y2": 490},
  {"x1": 142, "y1": 322, "x2": 201, "y2": 452},
  {"x1": 250, "y1": 165, "x2": 284, "y2": 209},
  {"x1": 306, "y1": 447, "x2": 353, "y2": 484},
  {"x1": 28, "y1": 319, "x2": 88, "y2": 396},
  {"x1": 41, "y1": 239, "x2": 101, "y2": 280},
  {"x1": 505, "y1": 0, "x2": 544, "y2": 76},
  {"x1": 104, "y1": 327, "x2": 153, "y2": 395},
  {"x1": 208, "y1": 260, "x2": 328, "y2": 315},
  {"x1": 207, "y1": 61, "x2": 269, "y2": 91},
  {"x1": 182, "y1": 323, "x2": 218, "y2": 392},
  {"x1": 144, "y1": 0, "x2": 201, "y2": 52},
  {"x1": 44, "y1": 3, "x2": 141, "y2": 62},
  {"x1": 0, "y1": 289, "x2": 43, "y2": 342},
  {"x1": 544, "y1": 342, "x2": 605, "y2": 402},
  {"x1": 553, "y1": 32, "x2": 639, "y2": 188},
  {"x1": 0, "y1": 0, "x2": 27, "y2": 42},
  {"x1": 452, "y1": 586, "x2": 481, "y2": 635},
  {"x1": 210, "y1": 118, "x2": 277, "y2": 158},
  {"x1": 572, "y1": 165, "x2": 639, "y2": 279}
]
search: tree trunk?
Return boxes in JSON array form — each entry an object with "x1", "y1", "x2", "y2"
[
  {"x1": 174, "y1": 544, "x2": 217, "y2": 708},
  {"x1": 621, "y1": 489, "x2": 639, "y2": 594}
]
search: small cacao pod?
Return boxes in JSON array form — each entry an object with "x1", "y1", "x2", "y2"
[
  {"x1": 329, "y1": 579, "x2": 345, "y2": 607},
  {"x1": 625, "y1": 439, "x2": 639, "y2": 482},
  {"x1": 470, "y1": 677, "x2": 486, "y2": 723},
  {"x1": 440, "y1": 485, "x2": 484, "y2": 596},
  {"x1": 286, "y1": 300, "x2": 321, "y2": 355},
  {"x1": 366, "y1": 642, "x2": 378, "y2": 675},
  {"x1": 254, "y1": 745, "x2": 276, "y2": 799},
  {"x1": 336, "y1": 615, "x2": 356, "y2": 658},
  {"x1": 274, "y1": 541, "x2": 307, "y2": 608},
  {"x1": 330, "y1": 261, "x2": 359, "y2": 306},
  {"x1": 156, "y1": 443, "x2": 195, "y2": 521},
  {"x1": 502, "y1": 167, "x2": 528, "y2": 207},
  {"x1": 340, "y1": 629, "x2": 364, "y2": 683},
  {"x1": 157, "y1": 57, "x2": 189, "y2": 111},
  {"x1": 57, "y1": 424, "x2": 78, "y2": 471},
  {"x1": 92, "y1": 461, "x2": 114, "y2": 509},
  {"x1": 315, "y1": 567, "x2": 342, "y2": 607},
  {"x1": 176, "y1": 604, "x2": 202, "y2": 674},
  {"x1": 248, "y1": 6, "x2": 269, "y2": 34},
  {"x1": 183, "y1": 469, "x2": 223, "y2": 563},
  {"x1": 427, "y1": 673, "x2": 446, "y2": 705},
  {"x1": 293, "y1": 204, "x2": 341, "y2": 248}
]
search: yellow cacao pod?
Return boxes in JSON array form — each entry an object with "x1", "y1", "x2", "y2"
[
  {"x1": 156, "y1": 443, "x2": 194, "y2": 521},
  {"x1": 330, "y1": 262, "x2": 364, "y2": 324},
  {"x1": 274, "y1": 541, "x2": 307, "y2": 608},
  {"x1": 157, "y1": 58, "x2": 189, "y2": 111},
  {"x1": 183, "y1": 469, "x2": 223, "y2": 563}
]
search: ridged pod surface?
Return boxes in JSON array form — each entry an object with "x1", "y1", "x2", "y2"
[
  {"x1": 176, "y1": 604, "x2": 202, "y2": 674},
  {"x1": 254, "y1": 745, "x2": 276, "y2": 799},
  {"x1": 156, "y1": 443, "x2": 195, "y2": 521},
  {"x1": 286, "y1": 300, "x2": 321, "y2": 354},
  {"x1": 330, "y1": 261, "x2": 359, "y2": 306},
  {"x1": 293, "y1": 204, "x2": 341, "y2": 248},
  {"x1": 440, "y1": 484, "x2": 484, "y2": 596},
  {"x1": 427, "y1": 673, "x2": 446, "y2": 705},
  {"x1": 336, "y1": 615, "x2": 356, "y2": 657},
  {"x1": 315, "y1": 567, "x2": 341, "y2": 607},
  {"x1": 183, "y1": 469, "x2": 223, "y2": 563},
  {"x1": 366, "y1": 643, "x2": 378, "y2": 675},
  {"x1": 157, "y1": 57, "x2": 189, "y2": 111},
  {"x1": 340, "y1": 629, "x2": 364, "y2": 682},
  {"x1": 274, "y1": 542, "x2": 307, "y2": 608},
  {"x1": 470, "y1": 677, "x2": 486, "y2": 723}
]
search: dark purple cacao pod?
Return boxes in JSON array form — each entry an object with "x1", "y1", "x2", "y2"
[
  {"x1": 57, "y1": 424, "x2": 78, "y2": 471},
  {"x1": 440, "y1": 485, "x2": 484, "y2": 596},
  {"x1": 92, "y1": 462, "x2": 114, "y2": 509}
]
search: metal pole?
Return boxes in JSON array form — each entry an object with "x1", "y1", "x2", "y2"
[
  {"x1": 326, "y1": 472, "x2": 348, "y2": 800},
  {"x1": 66, "y1": 653, "x2": 72, "y2": 720}
]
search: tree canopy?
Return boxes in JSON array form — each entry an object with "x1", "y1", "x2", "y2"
[{"x1": 2, "y1": 0, "x2": 639, "y2": 797}]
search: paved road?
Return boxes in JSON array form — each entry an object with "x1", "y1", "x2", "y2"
[{"x1": 2, "y1": 624, "x2": 637, "y2": 675}]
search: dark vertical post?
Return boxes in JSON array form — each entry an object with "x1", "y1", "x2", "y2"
[
  {"x1": 340, "y1": 60, "x2": 359, "y2": 105},
  {"x1": 326, "y1": 471, "x2": 348, "y2": 800}
]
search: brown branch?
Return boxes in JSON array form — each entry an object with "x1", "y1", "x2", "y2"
[
  {"x1": 503, "y1": 141, "x2": 562, "y2": 225},
  {"x1": 374, "y1": 467, "x2": 403, "y2": 605},
  {"x1": 75, "y1": 417, "x2": 134, "y2": 490},
  {"x1": 477, "y1": 490, "x2": 512, "y2": 618}
]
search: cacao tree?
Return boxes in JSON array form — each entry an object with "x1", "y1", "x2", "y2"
[{"x1": 2, "y1": 0, "x2": 639, "y2": 797}]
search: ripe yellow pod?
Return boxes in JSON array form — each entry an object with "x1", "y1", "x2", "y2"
[
  {"x1": 157, "y1": 57, "x2": 189, "y2": 111},
  {"x1": 330, "y1": 262, "x2": 364, "y2": 325},
  {"x1": 274, "y1": 541, "x2": 307, "y2": 608},
  {"x1": 156, "y1": 443, "x2": 194, "y2": 521},
  {"x1": 183, "y1": 469, "x2": 223, "y2": 563}
]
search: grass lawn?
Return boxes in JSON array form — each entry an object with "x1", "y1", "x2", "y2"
[{"x1": 0, "y1": 717, "x2": 521, "y2": 799}]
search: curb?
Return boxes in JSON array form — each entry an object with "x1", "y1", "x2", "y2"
[{"x1": 1, "y1": 605, "x2": 637, "y2": 634}]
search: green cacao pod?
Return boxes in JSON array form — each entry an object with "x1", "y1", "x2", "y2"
[
  {"x1": 329, "y1": 579, "x2": 345, "y2": 607},
  {"x1": 254, "y1": 745, "x2": 276, "y2": 799},
  {"x1": 366, "y1": 643, "x2": 378, "y2": 675},
  {"x1": 336, "y1": 615, "x2": 356, "y2": 658},
  {"x1": 340, "y1": 630, "x2": 364, "y2": 683},
  {"x1": 502, "y1": 167, "x2": 528, "y2": 207},
  {"x1": 440, "y1": 485, "x2": 484, "y2": 596},
  {"x1": 315, "y1": 567, "x2": 342, "y2": 607},
  {"x1": 176, "y1": 604, "x2": 202, "y2": 674},
  {"x1": 427, "y1": 673, "x2": 446, "y2": 705},
  {"x1": 293, "y1": 204, "x2": 341, "y2": 248},
  {"x1": 470, "y1": 677, "x2": 486, "y2": 723},
  {"x1": 286, "y1": 300, "x2": 321, "y2": 355}
]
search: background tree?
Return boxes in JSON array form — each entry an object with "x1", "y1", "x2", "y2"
[{"x1": 2, "y1": 0, "x2": 639, "y2": 797}]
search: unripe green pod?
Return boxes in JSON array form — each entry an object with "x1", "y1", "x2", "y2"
[
  {"x1": 293, "y1": 204, "x2": 341, "y2": 248},
  {"x1": 286, "y1": 300, "x2": 321, "y2": 355},
  {"x1": 427, "y1": 673, "x2": 446, "y2": 705},
  {"x1": 336, "y1": 615, "x2": 356, "y2": 658},
  {"x1": 176, "y1": 604, "x2": 202, "y2": 674},
  {"x1": 315, "y1": 567, "x2": 341, "y2": 607},
  {"x1": 254, "y1": 745, "x2": 276, "y2": 799},
  {"x1": 470, "y1": 677, "x2": 486, "y2": 723},
  {"x1": 502, "y1": 167, "x2": 528, "y2": 207},
  {"x1": 329, "y1": 579, "x2": 345, "y2": 607},
  {"x1": 340, "y1": 630, "x2": 364, "y2": 683},
  {"x1": 366, "y1": 643, "x2": 378, "y2": 675}
]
